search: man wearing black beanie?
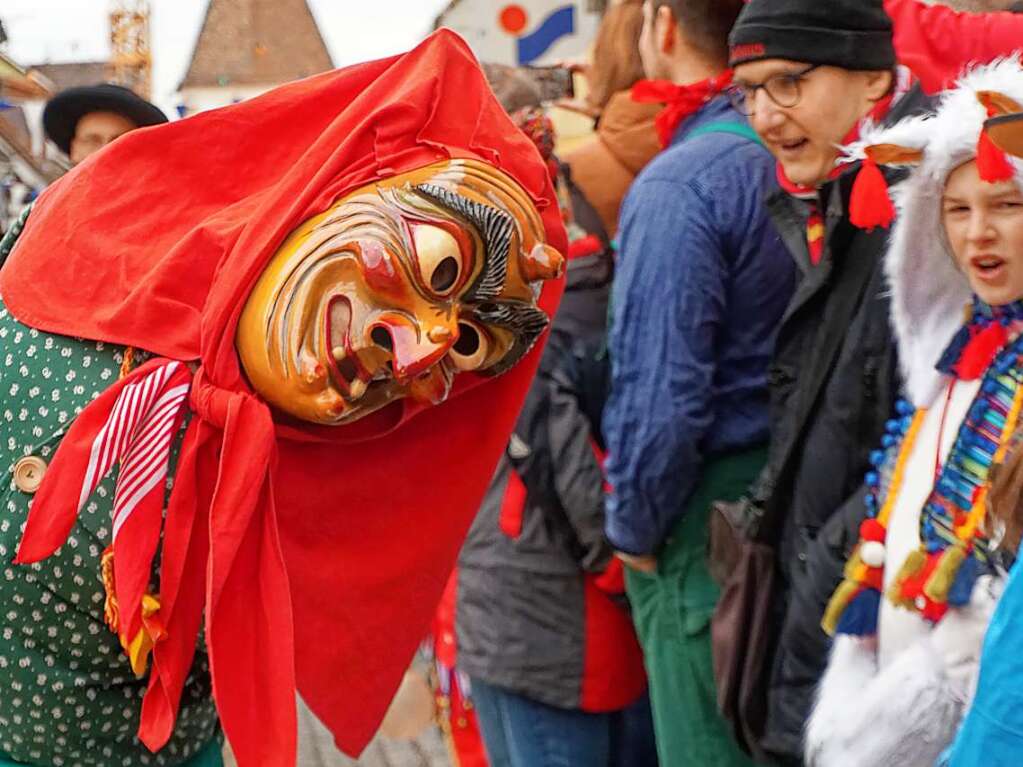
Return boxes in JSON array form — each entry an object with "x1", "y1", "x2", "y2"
[{"x1": 711, "y1": 2, "x2": 934, "y2": 765}]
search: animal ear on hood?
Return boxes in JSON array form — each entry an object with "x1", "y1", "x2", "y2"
[
  {"x1": 865, "y1": 143, "x2": 924, "y2": 166},
  {"x1": 978, "y1": 90, "x2": 1023, "y2": 118},
  {"x1": 985, "y1": 113, "x2": 1023, "y2": 161},
  {"x1": 976, "y1": 92, "x2": 1018, "y2": 182}
]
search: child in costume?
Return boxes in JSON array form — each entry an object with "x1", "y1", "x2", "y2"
[
  {"x1": 810, "y1": 56, "x2": 1023, "y2": 767},
  {"x1": 0, "y1": 31, "x2": 565, "y2": 767},
  {"x1": 942, "y1": 103, "x2": 1023, "y2": 767}
]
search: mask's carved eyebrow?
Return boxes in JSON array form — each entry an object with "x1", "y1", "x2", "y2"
[
  {"x1": 415, "y1": 183, "x2": 514, "y2": 301},
  {"x1": 471, "y1": 300, "x2": 550, "y2": 376}
]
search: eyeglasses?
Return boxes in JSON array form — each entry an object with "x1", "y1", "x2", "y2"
[{"x1": 726, "y1": 64, "x2": 821, "y2": 116}]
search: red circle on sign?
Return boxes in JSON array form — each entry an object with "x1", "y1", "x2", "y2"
[{"x1": 499, "y1": 5, "x2": 529, "y2": 35}]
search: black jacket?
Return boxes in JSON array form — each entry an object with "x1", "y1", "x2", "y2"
[
  {"x1": 753, "y1": 88, "x2": 936, "y2": 762},
  {"x1": 456, "y1": 243, "x2": 646, "y2": 712}
]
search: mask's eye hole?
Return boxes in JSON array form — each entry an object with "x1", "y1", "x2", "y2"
[
  {"x1": 413, "y1": 225, "x2": 462, "y2": 295},
  {"x1": 450, "y1": 321, "x2": 490, "y2": 371}
]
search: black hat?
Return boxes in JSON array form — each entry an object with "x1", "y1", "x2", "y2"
[
  {"x1": 728, "y1": 0, "x2": 896, "y2": 72},
  {"x1": 43, "y1": 83, "x2": 167, "y2": 155}
]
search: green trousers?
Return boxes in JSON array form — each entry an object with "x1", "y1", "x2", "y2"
[{"x1": 626, "y1": 448, "x2": 766, "y2": 767}]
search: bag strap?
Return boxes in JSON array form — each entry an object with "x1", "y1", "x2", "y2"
[{"x1": 685, "y1": 121, "x2": 763, "y2": 146}]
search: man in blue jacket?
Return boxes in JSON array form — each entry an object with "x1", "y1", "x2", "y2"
[{"x1": 603, "y1": 1, "x2": 794, "y2": 765}]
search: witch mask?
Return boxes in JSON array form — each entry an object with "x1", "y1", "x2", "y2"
[{"x1": 237, "y1": 159, "x2": 565, "y2": 425}]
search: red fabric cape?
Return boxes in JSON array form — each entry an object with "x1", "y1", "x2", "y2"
[{"x1": 2, "y1": 30, "x2": 565, "y2": 763}]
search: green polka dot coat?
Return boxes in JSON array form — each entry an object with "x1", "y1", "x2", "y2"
[{"x1": 0, "y1": 219, "x2": 220, "y2": 766}]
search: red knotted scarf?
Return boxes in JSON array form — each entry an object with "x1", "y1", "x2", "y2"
[
  {"x1": 631, "y1": 71, "x2": 734, "y2": 148},
  {"x1": 3, "y1": 30, "x2": 565, "y2": 765}
]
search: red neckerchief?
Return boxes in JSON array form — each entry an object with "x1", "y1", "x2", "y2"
[
  {"x1": 775, "y1": 92, "x2": 897, "y2": 266},
  {"x1": 631, "y1": 71, "x2": 734, "y2": 148}
]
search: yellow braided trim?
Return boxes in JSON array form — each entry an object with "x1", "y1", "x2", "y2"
[
  {"x1": 119, "y1": 347, "x2": 136, "y2": 379},
  {"x1": 959, "y1": 381, "x2": 1023, "y2": 541}
]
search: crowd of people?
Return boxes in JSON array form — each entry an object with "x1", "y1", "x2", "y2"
[
  {"x1": 439, "y1": 1, "x2": 1023, "y2": 767},
  {"x1": 8, "y1": 0, "x2": 1023, "y2": 766}
]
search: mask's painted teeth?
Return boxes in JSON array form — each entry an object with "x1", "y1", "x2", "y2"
[{"x1": 347, "y1": 377, "x2": 368, "y2": 400}]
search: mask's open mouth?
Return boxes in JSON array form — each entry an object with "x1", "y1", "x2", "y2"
[
  {"x1": 325, "y1": 296, "x2": 380, "y2": 402},
  {"x1": 324, "y1": 295, "x2": 457, "y2": 409}
]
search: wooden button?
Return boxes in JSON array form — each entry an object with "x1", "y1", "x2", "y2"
[{"x1": 13, "y1": 456, "x2": 47, "y2": 494}]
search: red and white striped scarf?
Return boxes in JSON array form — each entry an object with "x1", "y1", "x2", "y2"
[{"x1": 17, "y1": 360, "x2": 191, "y2": 651}]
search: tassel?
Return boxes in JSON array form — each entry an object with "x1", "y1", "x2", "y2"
[
  {"x1": 822, "y1": 579, "x2": 861, "y2": 637},
  {"x1": 99, "y1": 544, "x2": 166, "y2": 678},
  {"x1": 978, "y1": 108, "x2": 1016, "y2": 183},
  {"x1": 124, "y1": 594, "x2": 165, "y2": 678},
  {"x1": 850, "y1": 157, "x2": 896, "y2": 231},
  {"x1": 835, "y1": 587, "x2": 881, "y2": 636},
  {"x1": 842, "y1": 550, "x2": 864, "y2": 580},
  {"x1": 886, "y1": 547, "x2": 928, "y2": 608},
  {"x1": 954, "y1": 322, "x2": 1008, "y2": 380},
  {"x1": 923, "y1": 544, "x2": 968, "y2": 604},
  {"x1": 922, "y1": 598, "x2": 949, "y2": 623},
  {"x1": 947, "y1": 553, "x2": 980, "y2": 607}
]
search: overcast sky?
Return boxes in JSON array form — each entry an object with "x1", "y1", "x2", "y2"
[{"x1": 1, "y1": 0, "x2": 452, "y2": 110}]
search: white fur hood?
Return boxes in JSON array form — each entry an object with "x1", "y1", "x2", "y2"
[{"x1": 842, "y1": 56, "x2": 1023, "y2": 408}]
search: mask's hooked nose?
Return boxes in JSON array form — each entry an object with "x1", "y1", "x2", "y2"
[{"x1": 370, "y1": 313, "x2": 459, "y2": 381}]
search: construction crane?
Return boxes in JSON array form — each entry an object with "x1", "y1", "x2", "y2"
[{"x1": 109, "y1": 0, "x2": 152, "y2": 99}]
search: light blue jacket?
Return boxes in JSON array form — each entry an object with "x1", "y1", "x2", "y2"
[{"x1": 943, "y1": 555, "x2": 1023, "y2": 766}]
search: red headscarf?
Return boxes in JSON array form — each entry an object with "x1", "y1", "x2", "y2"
[{"x1": 2, "y1": 30, "x2": 565, "y2": 764}]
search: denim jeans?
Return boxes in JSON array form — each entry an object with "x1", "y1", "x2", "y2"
[{"x1": 468, "y1": 679, "x2": 650, "y2": 767}]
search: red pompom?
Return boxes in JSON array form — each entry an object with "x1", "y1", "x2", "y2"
[
  {"x1": 954, "y1": 322, "x2": 1008, "y2": 381},
  {"x1": 860, "y1": 519, "x2": 886, "y2": 543},
  {"x1": 850, "y1": 157, "x2": 896, "y2": 231},
  {"x1": 977, "y1": 129, "x2": 1016, "y2": 183}
]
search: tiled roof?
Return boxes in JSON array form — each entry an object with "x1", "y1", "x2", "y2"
[
  {"x1": 29, "y1": 62, "x2": 110, "y2": 92},
  {"x1": 180, "y1": 0, "x2": 333, "y2": 89}
]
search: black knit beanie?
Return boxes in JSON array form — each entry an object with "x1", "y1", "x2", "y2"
[{"x1": 728, "y1": 0, "x2": 896, "y2": 71}]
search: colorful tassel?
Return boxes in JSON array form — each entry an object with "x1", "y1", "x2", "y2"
[
  {"x1": 835, "y1": 587, "x2": 881, "y2": 636},
  {"x1": 978, "y1": 106, "x2": 1016, "y2": 183},
  {"x1": 843, "y1": 550, "x2": 864, "y2": 580},
  {"x1": 947, "y1": 554, "x2": 980, "y2": 607},
  {"x1": 849, "y1": 156, "x2": 896, "y2": 231},
  {"x1": 822, "y1": 579, "x2": 861, "y2": 636},
  {"x1": 923, "y1": 543, "x2": 968, "y2": 604},
  {"x1": 886, "y1": 547, "x2": 928, "y2": 608}
]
